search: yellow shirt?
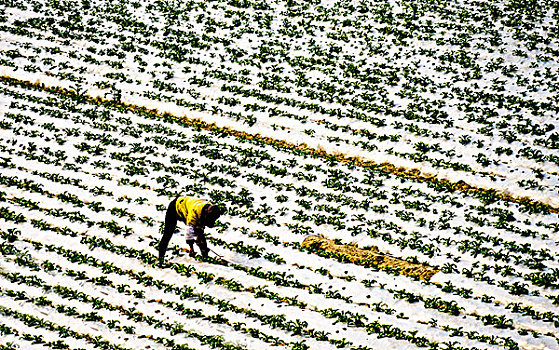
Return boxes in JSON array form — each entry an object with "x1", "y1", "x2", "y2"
[{"x1": 175, "y1": 196, "x2": 209, "y2": 227}]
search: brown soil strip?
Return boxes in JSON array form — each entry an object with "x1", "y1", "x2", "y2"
[
  {"x1": 1, "y1": 75, "x2": 556, "y2": 215},
  {"x1": 301, "y1": 235, "x2": 439, "y2": 281}
]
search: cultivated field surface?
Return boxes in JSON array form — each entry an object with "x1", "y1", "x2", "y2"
[{"x1": 0, "y1": 0, "x2": 558, "y2": 349}]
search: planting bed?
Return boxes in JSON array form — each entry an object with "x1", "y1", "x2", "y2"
[{"x1": 0, "y1": 0, "x2": 558, "y2": 349}]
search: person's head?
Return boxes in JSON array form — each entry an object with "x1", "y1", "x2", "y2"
[{"x1": 202, "y1": 204, "x2": 222, "y2": 228}]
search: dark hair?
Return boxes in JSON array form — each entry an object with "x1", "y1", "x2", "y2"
[
  {"x1": 207, "y1": 205, "x2": 221, "y2": 220},
  {"x1": 204, "y1": 204, "x2": 222, "y2": 227}
]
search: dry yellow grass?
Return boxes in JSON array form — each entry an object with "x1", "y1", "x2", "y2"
[
  {"x1": 1, "y1": 75, "x2": 556, "y2": 215},
  {"x1": 302, "y1": 235, "x2": 439, "y2": 281}
]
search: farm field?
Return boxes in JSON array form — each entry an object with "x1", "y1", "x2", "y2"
[{"x1": 0, "y1": 0, "x2": 558, "y2": 349}]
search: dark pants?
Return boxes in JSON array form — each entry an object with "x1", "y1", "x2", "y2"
[
  {"x1": 158, "y1": 198, "x2": 180, "y2": 262},
  {"x1": 158, "y1": 198, "x2": 208, "y2": 262}
]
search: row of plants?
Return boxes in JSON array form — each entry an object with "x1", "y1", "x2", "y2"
[
  {"x1": 2, "y1": 145, "x2": 556, "y2": 326},
  {"x1": 0, "y1": 268, "x2": 253, "y2": 350},
  {"x1": 0, "y1": 321, "x2": 67, "y2": 350},
  {"x1": 2, "y1": 78, "x2": 556, "y2": 348},
  {"x1": 0, "y1": 302, "x2": 130, "y2": 350},
  {"x1": 1, "y1": 0, "x2": 558, "y2": 196},
  {"x1": 1, "y1": 228, "x2": 429, "y2": 350},
  {"x1": 2, "y1": 75, "x2": 557, "y2": 219},
  {"x1": 6, "y1": 179, "x2": 556, "y2": 348},
  {"x1": 0, "y1": 232, "x2": 305, "y2": 349},
  {"x1": 1, "y1": 163, "x2": 556, "y2": 350},
  {"x1": 2, "y1": 81, "x2": 556, "y2": 312},
  {"x1": 3, "y1": 183, "x2": 532, "y2": 350},
  {"x1": 3, "y1": 189, "x2": 556, "y2": 350},
  {"x1": 4, "y1": 132, "x2": 554, "y2": 302},
  {"x1": 216, "y1": 222, "x2": 559, "y2": 325}
]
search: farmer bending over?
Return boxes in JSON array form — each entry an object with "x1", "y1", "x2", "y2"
[{"x1": 159, "y1": 196, "x2": 222, "y2": 264}]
